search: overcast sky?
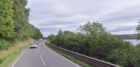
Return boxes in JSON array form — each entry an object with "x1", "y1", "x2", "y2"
[{"x1": 27, "y1": 0, "x2": 140, "y2": 37}]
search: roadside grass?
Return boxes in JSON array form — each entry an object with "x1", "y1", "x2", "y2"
[
  {"x1": 46, "y1": 44, "x2": 92, "y2": 67},
  {"x1": 0, "y1": 39, "x2": 33, "y2": 67}
]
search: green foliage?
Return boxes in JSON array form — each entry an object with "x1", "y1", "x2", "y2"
[
  {"x1": 47, "y1": 34, "x2": 57, "y2": 44},
  {"x1": 0, "y1": 0, "x2": 15, "y2": 38},
  {"x1": 136, "y1": 21, "x2": 140, "y2": 39},
  {"x1": 48, "y1": 22, "x2": 140, "y2": 67},
  {"x1": 0, "y1": 39, "x2": 10, "y2": 50},
  {"x1": 32, "y1": 28, "x2": 43, "y2": 39},
  {"x1": 80, "y1": 22, "x2": 105, "y2": 35},
  {"x1": 108, "y1": 44, "x2": 140, "y2": 67},
  {"x1": 13, "y1": 0, "x2": 42, "y2": 39},
  {"x1": 0, "y1": 0, "x2": 42, "y2": 50}
]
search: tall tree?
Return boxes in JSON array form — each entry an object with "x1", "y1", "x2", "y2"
[
  {"x1": 80, "y1": 22, "x2": 106, "y2": 35},
  {"x1": 12, "y1": 0, "x2": 42, "y2": 39},
  {"x1": 0, "y1": 0, "x2": 15, "y2": 38},
  {"x1": 136, "y1": 20, "x2": 140, "y2": 39},
  {"x1": 0, "y1": 0, "x2": 43, "y2": 50},
  {"x1": 13, "y1": 0, "x2": 29, "y2": 39}
]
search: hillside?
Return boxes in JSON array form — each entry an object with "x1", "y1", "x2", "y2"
[{"x1": 115, "y1": 34, "x2": 136, "y2": 39}]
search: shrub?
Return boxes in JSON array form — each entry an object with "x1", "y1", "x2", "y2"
[{"x1": 0, "y1": 39, "x2": 10, "y2": 50}]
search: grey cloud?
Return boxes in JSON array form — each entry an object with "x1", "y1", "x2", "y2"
[
  {"x1": 40, "y1": 24, "x2": 78, "y2": 37},
  {"x1": 27, "y1": 0, "x2": 140, "y2": 36},
  {"x1": 40, "y1": 27, "x2": 60, "y2": 36},
  {"x1": 39, "y1": 20, "x2": 80, "y2": 26},
  {"x1": 101, "y1": 5, "x2": 140, "y2": 23}
]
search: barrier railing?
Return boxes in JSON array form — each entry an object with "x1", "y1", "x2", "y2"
[{"x1": 48, "y1": 44, "x2": 120, "y2": 67}]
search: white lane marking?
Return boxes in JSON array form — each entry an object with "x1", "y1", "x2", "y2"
[
  {"x1": 40, "y1": 54, "x2": 46, "y2": 66},
  {"x1": 42, "y1": 41, "x2": 80, "y2": 67},
  {"x1": 11, "y1": 49, "x2": 26, "y2": 67},
  {"x1": 47, "y1": 47, "x2": 81, "y2": 67}
]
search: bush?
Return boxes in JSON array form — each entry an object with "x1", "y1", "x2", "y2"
[
  {"x1": 0, "y1": 58, "x2": 4, "y2": 64},
  {"x1": 48, "y1": 22, "x2": 140, "y2": 67},
  {"x1": 0, "y1": 39, "x2": 11, "y2": 50}
]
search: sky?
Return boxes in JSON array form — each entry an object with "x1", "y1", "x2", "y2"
[{"x1": 27, "y1": 0, "x2": 140, "y2": 37}]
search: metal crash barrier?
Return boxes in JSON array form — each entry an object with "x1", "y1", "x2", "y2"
[{"x1": 49, "y1": 44, "x2": 120, "y2": 67}]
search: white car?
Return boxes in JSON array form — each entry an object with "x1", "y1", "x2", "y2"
[{"x1": 30, "y1": 44, "x2": 38, "y2": 48}]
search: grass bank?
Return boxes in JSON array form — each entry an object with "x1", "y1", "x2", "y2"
[
  {"x1": 0, "y1": 39, "x2": 33, "y2": 67},
  {"x1": 46, "y1": 44, "x2": 92, "y2": 67}
]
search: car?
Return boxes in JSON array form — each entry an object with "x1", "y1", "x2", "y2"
[{"x1": 30, "y1": 44, "x2": 38, "y2": 48}]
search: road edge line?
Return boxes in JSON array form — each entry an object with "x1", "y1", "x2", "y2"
[
  {"x1": 11, "y1": 49, "x2": 26, "y2": 67},
  {"x1": 47, "y1": 46, "x2": 81, "y2": 67}
]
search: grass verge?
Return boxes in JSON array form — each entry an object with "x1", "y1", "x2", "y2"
[
  {"x1": 46, "y1": 44, "x2": 92, "y2": 67},
  {"x1": 0, "y1": 39, "x2": 33, "y2": 67}
]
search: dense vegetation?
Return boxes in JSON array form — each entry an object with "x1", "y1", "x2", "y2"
[
  {"x1": 48, "y1": 22, "x2": 140, "y2": 67},
  {"x1": 0, "y1": 0, "x2": 42, "y2": 50}
]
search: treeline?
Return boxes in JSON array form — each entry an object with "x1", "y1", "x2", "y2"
[
  {"x1": 48, "y1": 22, "x2": 140, "y2": 67},
  {"x1": 0, "y1": 0, "x2": 42, "y2": 50},
  {"x1": 115, "y1": 34, "x2": 136, "y2": 39}
]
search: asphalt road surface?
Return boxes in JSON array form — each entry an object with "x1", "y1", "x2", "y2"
[{"x1": 13, "y1": 41, "x2": 80, "y2": 67}]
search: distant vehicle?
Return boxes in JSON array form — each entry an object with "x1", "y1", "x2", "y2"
[
  {"x1": 39, "y1": 39, "x2": 43, "y2": 42},
  {"x1": 35, "y1": 42, "x2": 38, "y2": 45},
  {"x1": 34, "y1": 40, "x2": 39, "y2": 45},
  {"x1": 30, "y1": 43, "x2": 38, "y2": 48}
]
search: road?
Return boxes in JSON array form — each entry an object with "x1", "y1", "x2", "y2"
[{"x1": 13, "y1": 41, "x2": 80, "y2": 67}]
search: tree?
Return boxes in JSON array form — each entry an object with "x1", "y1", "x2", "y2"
[
  {"x1": 108, "y1": 44, "x2": 140, "y2": 67},
  {"x1": 0, "y1": 0, "x2": 15, "y2": 38},
  {"x1": 47, "y1": 34, "x2": 57, "y2": 44},
  {"x1": 12, "y1": 0, "x2": 42, "y2": 39},
  {"x1": 32, "y1": 28, "x2": 43, "y2": 39},
  {"x1": 80, "y1": 22, "x2": 106, "y2": 35},
  {"x1": 48, "y1": 21, "x2": 139, "y2": 67},
  {"x1": 136, "y1": 20, "x2": 140, "y2": 39},
  {"x1": 56, "y1": 30, "x2": 64, "y2": 46},
  {"x1": 0, "y1": 0, "x2": 43, "y2": 50},
  {"x1": 13, "y1": 0, "x2": 29, "y2": 39},
  {"x1": 80, "y1": 22, "x2": 121, "y2": 58}
]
